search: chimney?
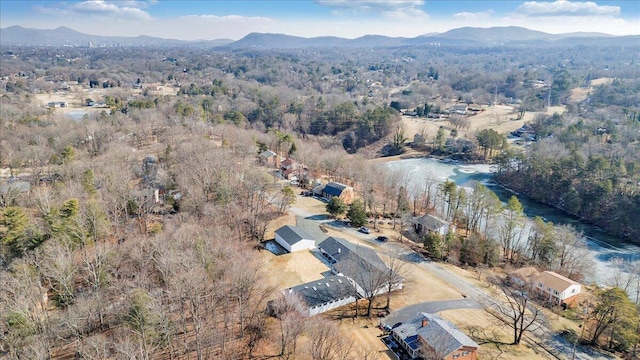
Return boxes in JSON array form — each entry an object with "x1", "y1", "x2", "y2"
[{"x1": 421, "y1": 318, "x2": 429, "y2": 328}]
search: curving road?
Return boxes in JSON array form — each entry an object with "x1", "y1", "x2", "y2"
[{"x1": 289, "y1": 198, "x2": 615, "y2": 360}]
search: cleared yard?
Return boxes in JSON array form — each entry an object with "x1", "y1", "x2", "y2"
[
  {"x1": 440, "y1": 308, "x2": 556, "y2": 360},
  {"x1": 260, "y1": 249, "x2": 330, "y2": 290}
]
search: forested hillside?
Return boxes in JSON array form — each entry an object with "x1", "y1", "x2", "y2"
[
  {"x1": 495, "y1": 78, "x2": 640, "y2": 244},
  {"x1": 1, "y1": 39, "x2": 639, "y2": 357}
]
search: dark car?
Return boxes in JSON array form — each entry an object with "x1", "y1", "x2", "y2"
[
  {"x1": 359, "y1": 226, "x2": 370, "y2": 234},
  {"x1": 376, "y1": 236, "x2": 388, "y2": 242}
]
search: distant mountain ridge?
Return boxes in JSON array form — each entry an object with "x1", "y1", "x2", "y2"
[
  {"x1": 0, "y1": 25, "x2": 634, "y2": 48},
  {"x1": 0, "y1": 25, "x2": 233, "y2": 47}
]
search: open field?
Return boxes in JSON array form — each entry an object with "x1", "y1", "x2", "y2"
[
  {"x1": 31, "y1": 82, "x2": 178, "y2": 120},
  {"x1": 400, "y1": 104, "x2": 540, "y2": 142}
]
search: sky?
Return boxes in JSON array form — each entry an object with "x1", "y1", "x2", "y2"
[{"x1": 1, "y1": 0, "x2": 638, "y2": 40}]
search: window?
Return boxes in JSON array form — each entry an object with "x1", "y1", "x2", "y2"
[{"x1": 453, "y1": 354, "x2": 460, "y2": 359}]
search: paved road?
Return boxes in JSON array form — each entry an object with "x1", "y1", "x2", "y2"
[
  {"x1": 289, "y1": 199, "x2": 615, "y2": 360},
  {"x1": 385, "y1": 298, "x2": 482, "y2": 325}
]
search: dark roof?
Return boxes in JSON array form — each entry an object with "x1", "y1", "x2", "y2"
[
  {"x1": 275, "y1": 225, "x2": 314, "y2": 246},
  {"x1": 411, "y1": 214, "x2": 448, "y2": 231},
  {"x1": 286, "y1": 275, "x2": 356, "y2": 308},
  {"x1": 323, "y1": 182, "x2": 348, "y2": 197},
  {"x1": 319, "y1": 237, "x2": 387, "y2": 270},
  {"x1": 393, "y1": 313, "x2": 478, "y2": 358},
  {"x1": 318, "y1": 237, "x2": 391, "y2": 290}
]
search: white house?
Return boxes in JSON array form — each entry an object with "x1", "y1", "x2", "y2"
[
  {"x1": 274, "y1": 225, "x2": 315, "y2": 253},
  {"x1": 284, "y1": 275, "x2": 357, "y2": 317},
  {"x1": 533, "y1": 271, "x2": 582, "y2": 307}
]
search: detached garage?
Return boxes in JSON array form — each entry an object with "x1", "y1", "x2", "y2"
[{"x1": 274, "y1": 225, "x2": 316, "y2": 253}]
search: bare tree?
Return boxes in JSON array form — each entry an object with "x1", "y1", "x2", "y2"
[
  {"x1": 553, "y1": 224, "x2": 592, "y2": 281},
  {"x1": 485, "y1": 285, "x2": 545, "y2": 345},
  {"x1": 305, "y1": 319, "x2": 354, "y2": 360},
  {"x1": 338, "y1": 251, "x2": 389, "y2": 318},
  {"x1": 382, "y1": 251, "x2": 408, "y2": 312}
]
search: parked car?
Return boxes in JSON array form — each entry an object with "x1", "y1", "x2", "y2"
[
  {"x1": 376, "y1": 236, "x2": 388, "y2": 242},
  {"x1": 359, "y1": 226, "x2": 370, "y2": 234}
]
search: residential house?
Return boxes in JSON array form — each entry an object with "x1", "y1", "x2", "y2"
[
  {"x1": 451, "y1": 103, "x2": 468, "y2": 115},
  {"x1": 411, "y1": 214, "x2": 453, "y2": 237},
  {"x1": 508, "y1": 267, "x2": 540, "y2": 288},
  {"x1": 295, "y1": 216, "x2": 329, "y2": 246},
  {"x1": 283, "y1": 275, "x2": 357, "y2": 317},
  {"x1": 274, "y1": 236, "x2": 402, "y2": 317},
  {"x1": 258, "y1": 149, "x2": 284, "y2": 168},
  {"x1": 279, "y1": 158, "x2": 307, "y2": 181},
  {"x1": 274, "y1": 225, "x2": 316, "y2": 253},
  {"x1": 392, "y1": 312, "x2": 479, "y2": 360},
  {"x1": 533, "y1": 271, "x2": 582, "y2": 307},
  {"x1": 318, "y1": 236, "x2": 402, "y2": 298},
  {"x1": 319, "y1": 182, "x2": 354, "y2": 204}
]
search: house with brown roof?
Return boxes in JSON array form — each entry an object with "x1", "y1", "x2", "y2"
[
  {"x1": 508, "y1": 267, "x2": 540, "y2": 288},
  {"x1": 392, "y1": 312, "x2": 478, "y2": 360},
  {"x1": 279, "y1": 158, "x2": 307, "y2": 181},
  {"x1": 533, "y1": 271, "x2": 581, "y2": 307}
]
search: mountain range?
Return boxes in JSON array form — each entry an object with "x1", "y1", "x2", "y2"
[{"x1": 0, "y1": 25, "x2": 636, "y2": 49}]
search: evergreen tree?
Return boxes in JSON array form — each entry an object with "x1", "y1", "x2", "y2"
[
  {"x1": 347, "y1": 199, "x2": 367, "y2": 227},
  {"x1": 326, "y1": 197, "x2": 347, "y2": 219}
]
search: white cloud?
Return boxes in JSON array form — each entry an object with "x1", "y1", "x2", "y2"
[
  {"x1": 32, "y1": 1, "x2": 153, "y2": 19},
  {"x1": 515, "y1": 1, "x2": 620, "y2": 17},
  {"x1": 315, "y1": 0, "x2": 426, "y2": 17},
  {"x1": 73, "y1": 1, "x2": 150, "y2": 19},
  {"x1": 453, "y1": 10, "x2": 495, "y2": 21}
]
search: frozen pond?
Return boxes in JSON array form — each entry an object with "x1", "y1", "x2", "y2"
[{"x1": 383, "y1": 157, "x2": 640, "y2": 298}]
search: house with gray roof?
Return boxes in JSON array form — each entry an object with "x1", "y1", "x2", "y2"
[
  {"x1": 274, "y1": 225, "x2": 315, "y2": 253},
  {"x1": 411, "y1": 214, "x2": 453, "y2": 237},
  {"x1": 284, "y1": 275, "x2": 357, "y2": 317},
  {"x1": 258, "y1": 149, "x2": 283, "y2": 168},
  {"x1": 318, "y1": 237, "x2": 402, "y2": 298},
  {"x1": 392, "y1": 312, "x2": 478, "y2": 360}
]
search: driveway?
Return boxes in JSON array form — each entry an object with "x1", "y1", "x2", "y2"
[
  {"x1": 287, "y1": 200, "x2": 615, "y2": 360},
  {"x1": 385, "y1": 298, "x2": 482, "y2": 325}
]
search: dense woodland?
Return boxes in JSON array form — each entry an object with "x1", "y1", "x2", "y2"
[
  {"x1": 1, "y1": 41, "x2": 639, "y2": 358},
  {"x1": 495, "y1": 79, "x2": 640, "y2": 243}
]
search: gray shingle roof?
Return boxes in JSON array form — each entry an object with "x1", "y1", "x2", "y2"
[
  {"x1": 393, "y1": 312, "x2": 478, "y2": 358},
  {"x1": 318, "y1": 237, "x2": 386, "y2": 269},
  {"x1": 275, "y1": 225, "x2": 314, "y2": 246},
  {"x1": 286, "y1": 275, "x2": 356, "y2": 308},
  {"x1": 411, "y1": 214, "x2": 448, "y2": 231},
  {"x1": 259, "y1": 150, "x2": 277, "y2": 158},
  {"x1": 318, "y1": 237, "x2": 391, "y2": 293},
  {"x1": 295, "y1": 216, "x2": 328, "y2": 245}
]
